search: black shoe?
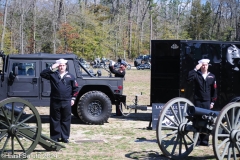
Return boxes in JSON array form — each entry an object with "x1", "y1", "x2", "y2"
[
  {"x1": 197, "y1": 142, "x2": 209, "y2": 146},
  {"x1": 62, "y1": 139, "x2": 69, "y2": 143},
  {"x1": 201, "y1": 142, "x2": 209, "y2": 146}
]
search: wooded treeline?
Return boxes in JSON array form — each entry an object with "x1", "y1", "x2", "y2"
[{"x1": 0, "y1": 0, "x2": 239, "y2": 60}]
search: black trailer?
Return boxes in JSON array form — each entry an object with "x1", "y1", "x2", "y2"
[
  {"x1": 151, "y1": 40, "x2": 240, "y2": 160},
  {"x1": 149, "y1": 40, "x2": 240, "y2": 129},
  {"x1": 151, "y1": 40, "x2": 240, "y2": 109},
  {"x1": 124, "y1": 40, "x2": 240, "y2": 129}
]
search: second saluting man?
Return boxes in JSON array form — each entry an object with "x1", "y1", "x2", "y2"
[{"x1": 187, "y1": 58, "x2": 217, "y2": 146}]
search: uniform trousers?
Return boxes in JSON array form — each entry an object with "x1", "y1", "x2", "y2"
[
  {"x1": 194, "y1": 99, "x2": 211, "y2": 146},
  {"x1": 50, "y1": 98, "x2": 71, "y2": 140}
]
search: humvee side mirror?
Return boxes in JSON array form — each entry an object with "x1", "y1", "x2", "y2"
[
  {"x1": 8, "y1": 71, "x2": 16, "y2": 85},
  {"x1": 14, "y1": 66, "x2": 18, "y2": 76},
  {"x1": 8, "y1": 66, "x2": 18, "y2": 85}
]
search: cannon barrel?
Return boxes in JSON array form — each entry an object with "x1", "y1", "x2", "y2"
[
  {"x1": 187, "y1": 106, "x2": 220, "y2": 117},
  {"x1": 3, "y1": 104, "x2": 26, "y2": 115}
]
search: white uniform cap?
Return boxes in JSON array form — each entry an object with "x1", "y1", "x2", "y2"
[
  {"x1": 56, "y1": 59, "x2": 68, "y2": 64},
  {"x1": 198, "y1": 59, "x2": 210, "y2": 64}
]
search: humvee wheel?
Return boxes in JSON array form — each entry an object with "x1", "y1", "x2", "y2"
[
  {"x1": 156, "y1": 97, "x2": 199, "y2": 159},
  {"x1": 0, "y1": 97, "x2": 41, "y2": 158},
  {"x1": 77, "y1": 91, "x2": 112, "y2": 125},
  {"x1": 213, "y1": 102, "x2": 240, "y2": 160}
]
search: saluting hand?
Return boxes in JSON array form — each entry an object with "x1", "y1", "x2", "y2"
[
  {"x1": 51, "y1": 63, "x2": 59, "y2": 69},
  {"x1": 195, "y1": 63, "x2": 202, "y2": 70}
]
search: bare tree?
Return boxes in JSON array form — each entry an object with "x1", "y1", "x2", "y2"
[
  {"x1": 127, "y1": 0, "x2": 132, "y2": 58},
  {"x1": 53, "y1": 0, "x2": 58, "y2": 54},
  {"x1": 1, "y1": 0, "x2": 9, "y2": 51},
  {"x1": 20, "y1": 0, "x2": 24, "y2": 54}
]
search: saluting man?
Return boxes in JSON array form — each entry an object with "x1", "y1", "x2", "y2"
[
  {"x1": 187, "y1": 58, "x2": 217, "y2": 146},
  {"x1": 40, "y1": 59, "x2": 79, "y2": 143},
  {"x1": 109, "y1": 59, "x2": 127, "y2": 116},
  {"x1": 109, "y1": 59, "x2": 127, "y2": 78}
]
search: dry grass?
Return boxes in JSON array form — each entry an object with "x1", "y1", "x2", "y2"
[{"x1": 27, "y1": 68, "x2": 216, "y2": 160}]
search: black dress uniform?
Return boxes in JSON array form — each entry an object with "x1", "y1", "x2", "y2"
[
  {"x1": 109, "y1": 66, "x2": 126, "y2": 77},
  {"x1": 40, "y1": 68, "x2": 79, "y2": 142},
  {"x1": 187, "y1": 69, "x2": 217, "y2": 146}
]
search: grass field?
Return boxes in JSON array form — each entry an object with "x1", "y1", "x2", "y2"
[{"x1": 25, "y1": 68, "x2": 216, "y2": 159}]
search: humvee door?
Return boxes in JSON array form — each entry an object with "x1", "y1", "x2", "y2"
[{"x1": 8, "y1": 60, "x2": 39, "y2": 97}]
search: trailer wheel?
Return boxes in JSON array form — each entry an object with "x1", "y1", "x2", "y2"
[{"x1": 77, "y1": 91, "x2": 112, "y2": 125}]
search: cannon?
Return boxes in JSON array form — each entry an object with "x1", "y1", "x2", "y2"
[
  {"x1": 156, "y1": 97, "x2": 240, "y2": 160},
  {"x1": 0, "y1": 97, "x2": 65, "y2": 159}
]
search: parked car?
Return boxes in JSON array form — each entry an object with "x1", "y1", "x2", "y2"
[
  {"x1": 136, "y1": 62, "x2": 151, "y2": 70},
  {"x1": 134, "y1": 54, "x2": 151, "y2": 67}
]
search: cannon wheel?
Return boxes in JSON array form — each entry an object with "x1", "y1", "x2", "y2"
[
  {"x1": 213, "y1": 102, "x2": 240, "y2": 160},
  {"x1": 0, "y1": 97, "x2": 41, "y2": 158},
  {"x1": 156, "y1": 97, "x2": 199, "y2": 159}
]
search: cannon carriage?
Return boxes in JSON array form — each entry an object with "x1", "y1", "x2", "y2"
[
  {"x1": 0, "y1": 97, "x2": 65, "y2": 159},
  {"x1": 156, "y1": 97, "x2": 240, "y2": 160}
]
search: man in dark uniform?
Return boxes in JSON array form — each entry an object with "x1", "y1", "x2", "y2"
[
  {"x1": 109, "y1": 59, "x2": 127, "y2": 78},
  {"x1": 109, "y1": 59, "x2": 127, "y2": 115},
  {"x1": 187, "y1": 59, "x2": 217, "y2": 146},
  {"x1": 40, "y1": 59, "x2": 79, "y2": 143}
]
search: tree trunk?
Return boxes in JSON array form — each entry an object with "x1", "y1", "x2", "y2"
[
  {"x1": 149, "y1": 6, "x2": 152, "y2": 55},
  {"x1": 237, "y1": 17, "x2": 240, "y2": 41},
  {"x1": 128, "y1": 0, "x2": 132, "y2": 58},
  {"x1": 58, "y1": 0, "x2": 63, "y2": 24},
  {"x1": 1, "y1": 0, "x2": 9, "y2": 51},
  {"x1": 53, "y1": 0, "x2": 58, "y2": 54},
  {"x1": 20, "y1": 0, "x2": 24, "y2": 54},
  {"x1": 33, "y1": 0, "x2": 36, "y2": 53}
]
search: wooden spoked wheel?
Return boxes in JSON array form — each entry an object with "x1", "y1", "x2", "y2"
[
  {"x1": 213, "y1": 102, "x2": 240, "y2": 160},
  {"x1": 0, "y1": 97, "x2": 42, "y2": 158},
  {"x1": 156, "y1": 97, "x2": 199, "y2": 159}
]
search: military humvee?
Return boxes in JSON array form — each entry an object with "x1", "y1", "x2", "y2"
[{"x1": 0, "y1": 52, "x2": 126, "y2": 124}]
